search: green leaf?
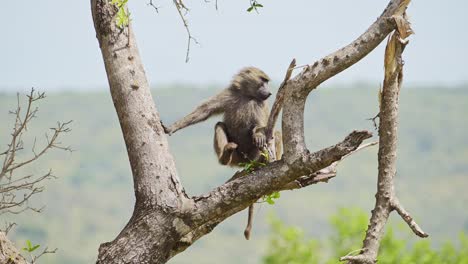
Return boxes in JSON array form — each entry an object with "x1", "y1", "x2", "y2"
[
  {"x1": 31, "y1": 245, "x2": 40, "y2": 252},
  {"x1": 116, "y1": 8, "x2": 130, "y2": 28},
  {"x1": 266, "y1": 198, "x2": 275, "y2": 205},
  {"x1": 260, "y1": 150, "x2": 270, "y2": 162},
  {"x1": 247, "y1": 6, "x2": 254, "y2": 12},
  {"x1": 26, "y1": 240, "x2": 32, "y2": 249},
  {"x1": 254, "y1": 3, "x2": 263, "y2": 7}
]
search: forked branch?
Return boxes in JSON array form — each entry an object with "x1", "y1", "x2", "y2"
[{"x1": 341, "y1": 3, "x2": 427, "y2": 263}]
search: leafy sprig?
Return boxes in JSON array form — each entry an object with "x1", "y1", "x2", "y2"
[
  {"x1": 247, "y1": 0, "x2": 264, "y2": 12},
  {"x1": 110, "y1": 0, "x2": 130, "y2": 28},
  {"x1": 239, "y1": 150, "x2": 280, "y2": 205},
  {"x1": 22, "y1": 240, "x2": 40, "y2": 253}
]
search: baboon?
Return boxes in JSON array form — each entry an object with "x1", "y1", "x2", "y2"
[
  {"x1": 163, "y1": 67, "x2": 272, "y2": 166},
  {"x1": 163, "y1": 67, "x2": 278, "y2": 240}
]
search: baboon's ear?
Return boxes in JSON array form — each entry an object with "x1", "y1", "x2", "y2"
[
  {"x1": 230, "y1": 81, "x2": 241, "y2": 90},
  {"x1": 230, "y1": 74, "x2": 243, "y2": 91}
]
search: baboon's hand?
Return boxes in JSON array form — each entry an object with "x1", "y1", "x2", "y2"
[
  {"x1": 253, "y1": 131, "x2": 266, "y2": 148},
  {"x1": 161, "y1": 121, "x2": 173, "y2": 136}
]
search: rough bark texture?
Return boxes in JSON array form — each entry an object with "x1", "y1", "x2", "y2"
[
  {"x1": 91, "y1": 1, "x2": 191, "y2": 263},
  {"x1": 0, "y1": 232, "x2": 27, "y2": 264},
  {"x1": 90, "y1": 0, "x2": 418, "y2": 263}
]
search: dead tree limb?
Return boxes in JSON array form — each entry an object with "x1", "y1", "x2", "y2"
[
  {"x1": 265, "y1": 58, "x2": 296, "y2": 141},
  {"x1": 340, "y1": 3, "x2": 428, "y2": 264}
]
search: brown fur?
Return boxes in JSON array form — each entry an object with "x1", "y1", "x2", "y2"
[
  {"x1": 163, "y1": 67, "x2": 274, "y2": 240},
  {"x1": 164, "y1": 67, "x2": 271, "y2": 166}
]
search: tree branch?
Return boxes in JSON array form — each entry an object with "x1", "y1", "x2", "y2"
[
  {"x1": 341, "y1": 3, "x2": 427, "y2": 263},
  {"x1": 182, "y1": 131, "x2": 372, "y2": 242},
  {"x1": 281, "y1": 0, "x2": 407, "y2": 162},
  {"x1": 265, "y1": 59, "x2": 296, "y2": 140},
  {"x1": 391, "y1": 198, "x2": 428, "y2": 238},
  {"x1": 282, "y1": 141, "x2": 377, "y2": 191}
]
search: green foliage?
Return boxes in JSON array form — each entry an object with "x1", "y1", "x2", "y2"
[
  {"x1": 264, "y1": 191, "x2": 280, "y2": 205},
  {"x1": 22, "y1": 240, "x2": 40, "y2": 253},
  {"x1": 239, "y1": 150, "x2": 281, "y2": 205},
  {"x1": 328, "y1": 208, "x2": 368, "y2": 260},
  {"x1": 239, "y1": 159, "x2": 265, "y2": 173},
  {"x1": 110, "y1": 0, "x2": 130, "y2": 28},
  {"x1": 247, "y1": 0, "x2": 264, "y2": 12},
  {"x1": 264, "y1": 215, "x2": 321, "y2": 264},
  {"x1": 264, "y1": 208, "x2": 468, "y2": 264}
]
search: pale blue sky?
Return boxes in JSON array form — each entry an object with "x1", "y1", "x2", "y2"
[{"x1": 1, "y1": 0, "x2": 467, "y2": 91}]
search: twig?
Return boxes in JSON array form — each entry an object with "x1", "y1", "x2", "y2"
[
  {"x1": 391, "y1": 198, "x2": 428, "y2": 237},
  {"x1": 173, "y1": 0, "x2": 198, "y2": 62},
  {"x1": 0, "y1": 89, "x2": 72, "y2": 215},
  {"x1": 148, "y1": 0, "x2": 160, "y2": 12},
  {"x1": 31, "y1": 247, "x2": 58, "y2": 264},
  {"x1": 366, "y1": 113, "x2": 380, "y2": 130},
  {"x1": 265, "y1": 59, "x2": 296, "y2": 140}
]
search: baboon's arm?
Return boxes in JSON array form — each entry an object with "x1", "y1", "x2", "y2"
[{"x1": 165, "y1": 93, "x2": 228, "y2": 135}]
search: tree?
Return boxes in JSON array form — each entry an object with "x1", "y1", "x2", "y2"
[
  {"x1": 0, "y1": 90, "x2": 70, "y2": 263},
  {"x1": 90, "y1": 0, "x2": 425, "y2": 263}
]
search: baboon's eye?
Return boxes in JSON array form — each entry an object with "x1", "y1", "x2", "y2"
[{"x1": 260, "y1": 77, "x2": 269, "y2": 83}]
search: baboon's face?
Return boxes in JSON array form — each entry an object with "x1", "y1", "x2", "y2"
[
  {"x1": 232, "y1": 67, "x2": 272, "y2": 101},
  {"x1": 252, "y1": 77, "x2": 271, "y2": 101}
]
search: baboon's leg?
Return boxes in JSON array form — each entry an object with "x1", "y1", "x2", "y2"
[
  {"x1": 244, "y1": 130, "x2": 282, "y2": 240},
  {"x1": 214, "y1": 122, "x2": 242, "y2": 165}
]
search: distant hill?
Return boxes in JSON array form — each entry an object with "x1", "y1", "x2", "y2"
[{"x1": 0, "y1": 85, "x2": 467, "y2": 264}]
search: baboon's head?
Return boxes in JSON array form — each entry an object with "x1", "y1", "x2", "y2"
[{"x1": 231, "y1": 67, "x2": 271, "y2": 101}]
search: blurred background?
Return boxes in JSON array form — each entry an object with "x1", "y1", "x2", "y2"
[{"x1": 1, "y1": 0, "x2": 467, "y2": 263}]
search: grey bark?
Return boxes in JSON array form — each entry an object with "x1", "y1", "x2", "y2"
[
  {"x1": 341, "y1": 6, "x2": 428, "y2": 264},
  {"x1": 90, "y1": 0, "x2": 414, "y2": 263},
  {"x1": 0, "y1": 232, "x2": 27, "y2": 264}
]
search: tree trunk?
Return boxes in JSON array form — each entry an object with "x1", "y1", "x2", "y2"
[{"x1": 91, "y1": 1, "x2": 191, "y2": 263}]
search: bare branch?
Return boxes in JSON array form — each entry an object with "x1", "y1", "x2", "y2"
[
  {"x1": 0, "y1": 89, "x2": 71, "y2": 216},
  {"x1": 1, "y1": 223, "x2": 16, "y2": 235},
  {"x1": 391, "y1": 198, "x2": 428, "y2": 238},
  {"x1": 342, "y1": 3, "x2": 427, "y2": 263},
  {"x1": 282, "y1": 141, "x2": 377, "y2": 191},
  {"x1": 31, "y1": 247, "x2": 58, "y2": 264},
  {"x1": 191, "y1": 130, "x2": 372, "y2": 229},
  {"x1": 148, "y1": 0, "x2": 159, "y2": 12},
  {"x1": 173, "y1": 0, "x2": 198, "y2": 62},
  {"x1": 265, "y1": 59, "x2": 296, "y2": 140}
]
